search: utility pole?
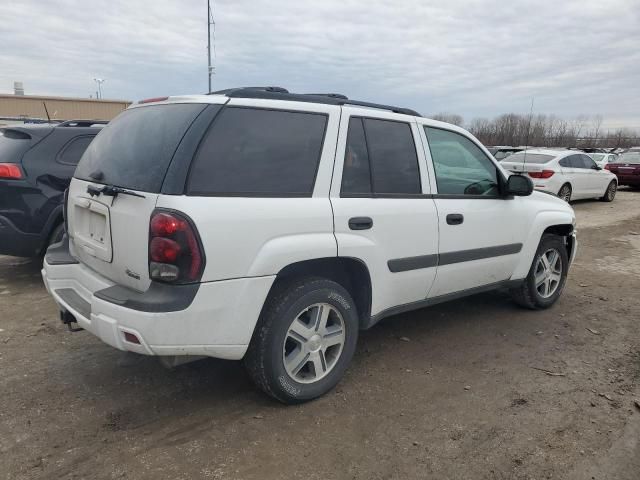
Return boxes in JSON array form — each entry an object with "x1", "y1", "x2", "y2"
[{"x1": 207, "y1": 0, "x2": 215, "y2": 93}]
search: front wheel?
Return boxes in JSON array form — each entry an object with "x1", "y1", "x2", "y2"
[
  {"x1": 510, "y1": 234, "x2": 569, "y2": 309},
  {"x1": 244, "y1": 277, "x2": 359, "y2": 404},
  {"x1": 600, "y1": 180, "x2": 617, "y2": 202}
]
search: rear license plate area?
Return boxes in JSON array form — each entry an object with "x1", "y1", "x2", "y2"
[{"x1": 72, "y1": 197, "x2": 112, "y2": 262}]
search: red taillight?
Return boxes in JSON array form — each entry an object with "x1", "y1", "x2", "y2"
[
  {"x1": 528, "y1": 170, "x2": 555, "y2": 179},
  {"x1": 150, "y1": 213, "x2": 182, "y2": 236},
  {"x1": 148, "y1": 210, "x2": 204, "y2": 283},
  {"x1": 150, "y1": 237, "x2": 181, "y2": 263},
  {"x1": 0, "y1": 163, "x2": 23, "y2": 179}
]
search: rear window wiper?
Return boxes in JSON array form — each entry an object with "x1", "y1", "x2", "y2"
[{"x1": 87, "y1": 184, "x2": 146, "y2": 199}]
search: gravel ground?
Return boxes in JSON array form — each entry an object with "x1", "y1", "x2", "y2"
[{"x1": 1, "y1": 189, "x2": 639, "y2": 480}]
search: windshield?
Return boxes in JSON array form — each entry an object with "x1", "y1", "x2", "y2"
[
  {"x1": 590, "y1": 154, "x2": 604, "y2": 162},
  {"x1": 74, "y1": 103, "x2": 206, "y2": 192},
  {"x1": 617, "y1": 152, "x2": 640, "y2": 164},
  {"x1": 503, "y1": 152, "x2": 554, "y2": 164},
  {"x1": 0, "y1": 129, "x2": 33, "y2": 162}
]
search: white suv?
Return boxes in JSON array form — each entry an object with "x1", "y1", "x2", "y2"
[{"x1": 42, "y1": 87, "x2": 577, "y2": 403}]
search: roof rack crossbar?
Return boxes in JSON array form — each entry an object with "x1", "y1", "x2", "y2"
[
  {"x1": 209, "y1": 87, "x2": 421, "y2": 117},
  {"x1": 57, "y1": 119, "x2": 109, "y2": 127}
]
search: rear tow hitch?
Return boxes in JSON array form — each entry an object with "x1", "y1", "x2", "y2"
[{"x1": 60, "y1": 310, "x2": 83, "y2": 332}]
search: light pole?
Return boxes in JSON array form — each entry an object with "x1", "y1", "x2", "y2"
[
  {"x1": 93, "y1": 78, "x2": 105, "y2": 99},
  {"x1": 207, "y1": 0, "x2": 215, "y2": 93}
]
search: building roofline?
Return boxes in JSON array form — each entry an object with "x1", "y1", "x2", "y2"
[{"x1": 0, "y1": 94, "x2": 131, "y2": 104}]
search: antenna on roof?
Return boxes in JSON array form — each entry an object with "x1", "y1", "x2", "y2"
[{"x1": 42, "y1": 101, "x2": 51, "y2": 123}]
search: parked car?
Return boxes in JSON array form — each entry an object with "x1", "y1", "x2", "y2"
[
  {"x1": 589, "y1": 152, "x2": 617, "y2": 168},
  {"x1": 605, "y1": 152, "x2": 640, "y2": 188},
  {"x1": 0, "y1": 120, "x2": 105, "y2": 258},
  {"x1": 42, "y1": 88, "x2": 577, "y2": 403},
  {"x1": 500, "y1": 149, "x2": 618, "y2": 202}
]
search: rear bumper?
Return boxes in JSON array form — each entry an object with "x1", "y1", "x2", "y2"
[
  {"x1": 42, "y1": 248, "x2": 275, "y2": 360},
  {"x1": 0, "y1": 215, "x2": 44, "y2": 257}
]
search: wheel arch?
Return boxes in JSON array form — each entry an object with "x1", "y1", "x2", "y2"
[
  {"x1": 511, "y1": 211, "x2": 575, "y2": 280},
  {"x1": 268, "y1": 257, "x2": 372, "y2": 329}
]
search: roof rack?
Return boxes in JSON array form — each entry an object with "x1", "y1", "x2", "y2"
[
  {"x1": 57, "y1": 119, "x2": 109, "y2": 127},
  {"x1": 210, "y1": 87, "x2": 421, "y2": 117}
]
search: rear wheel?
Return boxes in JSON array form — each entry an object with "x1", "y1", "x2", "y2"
[
  {"x1": 510, "y1": 234, "x2": 569, "y2": 309},
  {"x1": 40, "y1": 223, "x2": 64, "y2": 262},
  {"x1": 244, "y1": 277, "x2": 359, "y2": 404},
  {"x1": 600, "y1": 180, "x2": 617, "y2": 202},
  {"x1": 558, "y1": 184, "x2": 572, "y2": 203}
]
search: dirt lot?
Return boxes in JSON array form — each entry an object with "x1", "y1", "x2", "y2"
[{"x1": 1, "y1": 190, "x2": 639, "y2": 480}]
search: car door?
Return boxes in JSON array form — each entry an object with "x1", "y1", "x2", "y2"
[
  {"x1": 419, "y1": 123, "x2": 529, "y2": 298},
  {"x1": 330, "y1": 107, "x2": 439, "y2": 318},
  {"x1": 580, "y1": 154, "x2": 607, "y2": 195},
  {"x1": 561, "y1": 154, "x2": 588, "y2": 199}
]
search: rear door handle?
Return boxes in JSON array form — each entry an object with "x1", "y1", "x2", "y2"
[
  {"x1": 349, "y1": 217, "x2": 373, "y2": 230},
  {"x1": 446, "y1": 213, "x2": 464, "y2": 225}
]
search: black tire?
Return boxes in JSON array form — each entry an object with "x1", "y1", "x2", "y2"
[
  {"x1": 40, "y1": 223, "x2": 65, "y2": 261},
  {"x1": 558, "y1": 183, "x2": 572, "y2": 203},
  {"x1": 600, "y1": 180, "x2": 617, "y2": 202},
  {"x1": 510, "y1": 234, "x2": 569, "y2": 310},
  {"x1": 244, "y1": 277, "x2": 359, "y2": 404}
]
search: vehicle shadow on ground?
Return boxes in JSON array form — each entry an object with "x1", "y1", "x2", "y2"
[
  {"x1": 49, "y1": 288, "x2": 538, "y2": 430},
  {"x1": 2, "y1": 254, "x2": 548, "y2": 431}
]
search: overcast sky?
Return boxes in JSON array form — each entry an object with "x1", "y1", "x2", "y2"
[{"x1": 1, "y1": 0, "x2": 639, "y2": 130}]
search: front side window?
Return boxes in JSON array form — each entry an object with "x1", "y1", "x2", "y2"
[
  {"x1": 424, "y1": 127, "x2": 499, "y2": 196},
  {"x1": 188, "y1": 107, "x2": 327, "y2": 196},
  {"x1": 340, "y1": 117, "x2": 421, "y2": 195}
]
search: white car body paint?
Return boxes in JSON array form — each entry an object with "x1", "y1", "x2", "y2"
[
  {"x1": 501, "y1": 149, "x2": 617, "y2": 201},
  {"x1": 42, "y1": 94, "x2": 577, "y2": 360}
]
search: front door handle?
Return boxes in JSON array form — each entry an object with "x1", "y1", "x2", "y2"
[
  {"x1": 349, "y1": 217, "x2": 373, "y2": 230},
  {"x1": 446, "y1": 213, "x2": 464, "y2": 225}
]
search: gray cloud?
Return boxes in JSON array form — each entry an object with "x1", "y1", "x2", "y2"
[{"x1": 1, "y1": 0, "x2": 638, "y2": 130}]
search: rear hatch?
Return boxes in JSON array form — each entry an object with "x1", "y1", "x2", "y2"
[{"x1": 68, "y1": 102, "x2": 207, "y2": 291}]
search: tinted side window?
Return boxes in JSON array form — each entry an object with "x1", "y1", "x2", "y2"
[
  {"x1": 341, "y1": 118, "x2": 371, "y2": 194},
  {"x1": 581, "y1": 154, "x2": 596, "y2": 169},
  {"x1": 362, "y1": 119, "x2": 421, "y2": 194},
  {"x1": 58, "y1": 135, "x2": 95, "y2": 165},
  {"x1": 424, "y1": 127, "x2": 499, "y2": 196},
  {"x1": 559, "y1": 157, "x2": 571, "y2": 168},
  {"x1": 568, "y1": 155, "x2": 582, "y2": 168},
  {"x1": 188, "y1": 108, "x2": 327, "y2": 196}
]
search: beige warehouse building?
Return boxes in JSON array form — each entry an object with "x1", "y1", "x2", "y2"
[{"x1": 0, "y1": 94, "x2": 131, "y2": 124}]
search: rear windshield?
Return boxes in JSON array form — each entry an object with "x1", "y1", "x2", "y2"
[
  {"x1": 617, "y1": 153, "x2": 640, "y2": 164},
  {"x1": 75, "y1": 103, "x2": 206, "y2": 192},
  {"x1": 0, "y1": 129, "x2": 33, "y2": 162},
  {"x1": 504, "y1": 152, "x2": 554, "y2": 164}
]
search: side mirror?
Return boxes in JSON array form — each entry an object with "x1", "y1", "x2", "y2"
[
  {"x1": 593, "y1": 165, "x2": 602, "y2": 170},
  {"x1": 506, "y1": 174, "x2": 534, "y2": 196}
]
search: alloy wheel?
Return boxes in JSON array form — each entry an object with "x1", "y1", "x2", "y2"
[
  {"x1": 607, "y1": 182, "x2": 617, "y2": 201},
  {"x1": 534, "y1": 248, "x2": 563, "y2": 298},
  {"x1": 282, "y1": 303, "x2": 346, "y2": 384}
]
